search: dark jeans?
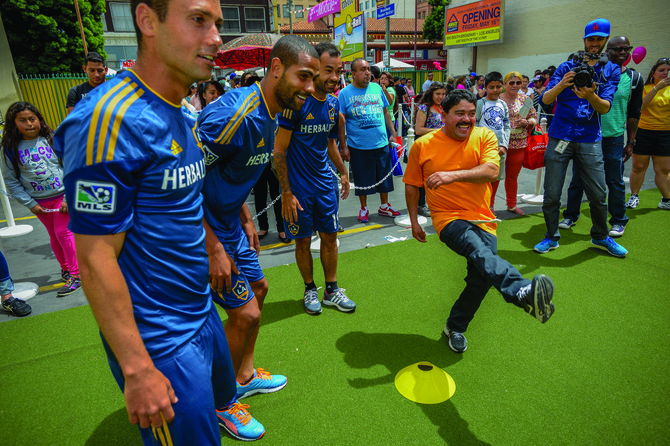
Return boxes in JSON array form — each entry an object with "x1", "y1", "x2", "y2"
[
  {"x1": 562, "y1": 135, "x2": 628, "y2": 227},
  {"x1": 440, "y1": 220, "x2": 529, "y2": 333},
  {"x1": 253, "y1": 163, "x2": 283, "y2": 232},
  {"x1": 543, "y1": 137, "x2": 609, "y2": 241}
]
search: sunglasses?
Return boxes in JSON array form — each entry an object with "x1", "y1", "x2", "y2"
[
  {"x1": 609, "y1": 46, "x2": 633, "y2": 53},
  {"x1": 657, "y1": 58, "x2": 670, "y2": 64},
  {"x1": 507, "y1": 80, "x2": 522, "y2": 86}
]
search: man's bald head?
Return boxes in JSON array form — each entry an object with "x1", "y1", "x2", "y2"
[{"x1": 607, "y1": 36, "x2": 630, "y2": 49}]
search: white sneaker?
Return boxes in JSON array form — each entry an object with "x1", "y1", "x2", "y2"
[
  {"x1": 626, "y1": 195, "x2": 639, "y2": 209},
  {"x1": 658, "y1": 200, "x2": 670, "y2": 210},
  {"x1": 378, "y1": 204, "x2": 401, "y2": 217},
  {"x1": 609, "y1": 225, "x2": 625, "y2": 237}
]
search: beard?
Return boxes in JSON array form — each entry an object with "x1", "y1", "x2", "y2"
[{"x1": 275, "y1": 74, "x2": 303, "y2": 112}]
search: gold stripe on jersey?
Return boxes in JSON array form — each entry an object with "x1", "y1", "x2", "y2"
[
  {"x1": 191, "y1": 121, "x2": 204, "y2": 153},
  {"x1": 86, "y1": 78, "x2": 132, "y2": 165},
  {"x1": 106, "y1": 86, "x2": 145, "y2": 162},
  {"x1": 128, "y1": 69, "x2": 180, "y2": 108},
  {"x1": 222, "y1": 99, "x2": 260, "y2": 145},
  {"x1": 256, "y1": 81, "x2": 276, "y2": 119},
  {"x1": 213, "y1": 92, "x2": 257, "y2": 144}
]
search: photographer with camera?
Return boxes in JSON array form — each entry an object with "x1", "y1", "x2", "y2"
[
  {"x1": 560, "y1": 36, "x2": 644, "y2": 237},
  {"x1": 534, "y1": 18, "x2": 628, "y2": 258}
]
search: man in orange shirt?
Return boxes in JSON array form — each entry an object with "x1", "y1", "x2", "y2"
[{"x1": 403, "y1": 90, "x2": 555, "y2": 353}]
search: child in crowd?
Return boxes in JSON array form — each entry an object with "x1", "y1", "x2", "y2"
[
  {"x1": 1, "y1": 102, "x2": 81, "y2": 297},
  {"x1": 475, "y1": 71, "x2": 511, "y2": 215}
]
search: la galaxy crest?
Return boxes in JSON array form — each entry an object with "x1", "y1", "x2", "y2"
[
  {"x1": 288, "y1": 222, "x2": 299, "y2": 236},
  {"x1": 233, "y1": 280, "x2": 249, "y2": 300},
  {"x1": 329, "y1": 105, "x2": 336, "y2": 124}
]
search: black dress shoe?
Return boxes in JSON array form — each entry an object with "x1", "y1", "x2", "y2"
[
  {"x1": 278, "y1": 233, "x2": 290, "y2": 243},
  {"x1": 257, "y1": 231, "x2": 268, "y2": 240}
]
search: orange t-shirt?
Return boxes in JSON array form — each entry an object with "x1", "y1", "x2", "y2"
[{"x1": 403, "y1": 127, "x2": 499, "y2": 236}]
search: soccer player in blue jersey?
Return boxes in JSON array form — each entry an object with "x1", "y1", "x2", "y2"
[
  {"x1": 197, "y1": 34, "x2": 319, "y2": 427},
  {"x1": 273, "y1": 42, "x2": 355, "y2": 315},
  {"x1": 53, "y1": 0, "x2": 265, "y2": 443}
]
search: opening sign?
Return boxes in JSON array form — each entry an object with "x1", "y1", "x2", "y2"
[{"x1": 444, "y1": 0, "x2": 504, "y2": 49}]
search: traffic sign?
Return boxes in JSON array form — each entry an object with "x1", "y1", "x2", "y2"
[{"x1": 377, "y1": 3, "x2": 395, "y2": 20}]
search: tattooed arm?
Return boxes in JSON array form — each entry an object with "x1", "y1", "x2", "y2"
[{"x1": 273, "y1": 126, "x2": 303, "y2": 224}]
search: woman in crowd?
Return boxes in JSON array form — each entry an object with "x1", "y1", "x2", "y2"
[
  {"x1": 446, "y1": 77, "x2": 455, "y2": 92},
  {"x1": 532, "y1": 76, "x2": 547, "y2": 110},
  {"x1": 498, "y1": 71, "x2": 537, "y2": 215},
  {"x1": 521, "y1": 75, "x2": 534, "y2": 100},
  {"x1": 181, "y1": 83, "x2": 198, "y2": 113},
  {"x1": 379, "y1": 71, "x2": 397, "y2": 122},
  {"x1": 455, "y1": 75, "x2": 467, "y2": 89},
  {"x1": 200, "y1": 80, "x2": 224, "y2": 107},
  {"x1": 239, "y1": 71, "x2": 253, "y2": 88},
  {"x1": 413, "y1": 82, "x2": 448, "y2": 217},
  {"x1": 404, "y1": 78, "x2": 415, "y2": 101},
  {"x1": 471, "y1": 75, "x2": 486, "y2": 98},
  {"x1": 627, "y1": 58, "x2": 670, "y2": 210},
  {"x1": 189, "y1": 81, "x2": 205, "y2": 111}
]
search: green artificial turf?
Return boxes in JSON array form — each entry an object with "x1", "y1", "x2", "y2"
[{"x1": 1, "y1": 188, "x2": 668, "y2": 445}]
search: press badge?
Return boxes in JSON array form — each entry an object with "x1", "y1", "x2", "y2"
[{"x1": 554, "y1": 140, "x2": 569, "y2": 154}]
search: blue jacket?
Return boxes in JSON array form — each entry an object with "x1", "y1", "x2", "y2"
[{"x1": 542, "y1": 58, "x2": 620, "y2": 143}]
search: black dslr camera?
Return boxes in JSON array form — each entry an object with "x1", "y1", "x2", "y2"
[{"x1": 568, "y1": 51, "x2": 608, "y2": 88}]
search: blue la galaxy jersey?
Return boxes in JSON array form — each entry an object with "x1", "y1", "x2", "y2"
[
  {"x1": 278, "y1": 94, "x2": 339, "y2": 197},
  {"x1": 198, "y1": 82, "x2": 277, "y2": 240},
  {"x1": 54, "y1": 69, "x2": 212, "y2": 360}
]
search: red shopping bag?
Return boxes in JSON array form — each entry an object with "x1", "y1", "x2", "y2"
[{"x1": 523, "y1": 125, "x2": 548, "y2": 170}]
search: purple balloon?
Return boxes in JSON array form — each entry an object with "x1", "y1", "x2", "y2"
[{"x1": 632, "y1": 46, "x2": 646, "y2": 65}]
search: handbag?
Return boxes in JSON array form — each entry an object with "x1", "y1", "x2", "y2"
[{"x1": 523, "y1": 124, "x2": 548, "y2": 170}]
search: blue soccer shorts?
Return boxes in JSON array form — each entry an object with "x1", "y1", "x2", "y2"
[
  {"x1": 283, "y1": 188, "x2": 339, "y2": 239},
  {"x1": 212, "y1": 224, "x2": 264, "y2": 310},
  {"x1": 105, "y1": 304, "x2": 237, "y2": 446}
]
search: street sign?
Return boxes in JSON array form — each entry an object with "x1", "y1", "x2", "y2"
[
  {"x1": 377, "y1": 3, "x2": 395, "y2": 20},
  {"x1": 382, "y1": 50, "x2": 390, "y2": 67}
]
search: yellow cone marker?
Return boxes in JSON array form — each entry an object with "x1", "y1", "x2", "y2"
[{"x1": 394, "y1": 362, "x2": 455, "y2": 404}]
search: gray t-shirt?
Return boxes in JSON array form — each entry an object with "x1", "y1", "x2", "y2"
[
  {"x1": 476, "y1": 98, "x2": 511, "y2": 149},
  {"x1": 0, "y1": 136, "x2": 64, "y2": 209}
]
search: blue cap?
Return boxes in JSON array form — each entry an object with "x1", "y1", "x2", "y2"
[
  {"x1": 470, "y1": 72, "x2": 477, "y2": 76},
  {"x1": 230, "y1": 73, "x2": 236, "y2": 79},
  {"x1": 584, "y1": 18, "x2": 610, "y2": 38}
]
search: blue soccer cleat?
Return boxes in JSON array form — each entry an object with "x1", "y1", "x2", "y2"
[{"x1": 236, "y1": 368, "x2": 287, "y2": 400}]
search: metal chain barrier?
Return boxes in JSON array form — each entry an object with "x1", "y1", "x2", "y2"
[
  {"x1": 251, "y1": 193, "x2": 282, "y2": 222},
  {"x1": 328, "y1": 145, "x2": 405, "y2": 192}
]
